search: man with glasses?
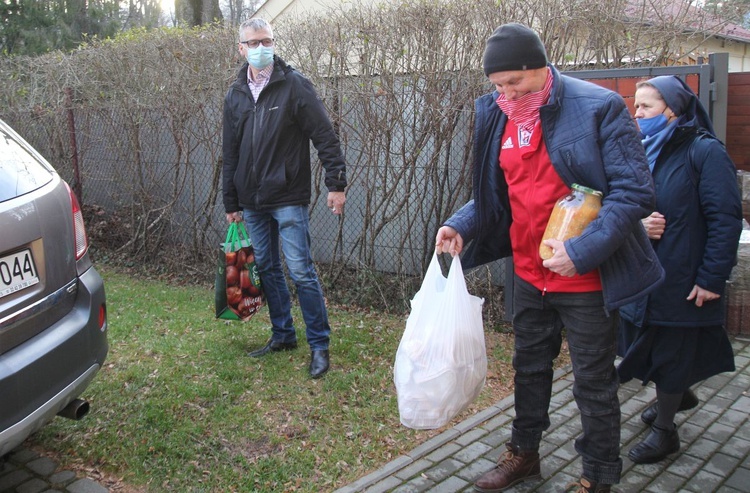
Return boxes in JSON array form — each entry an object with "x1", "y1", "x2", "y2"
[{"x1": 222, "y1": 18, "x2": 347, "y2": 379}]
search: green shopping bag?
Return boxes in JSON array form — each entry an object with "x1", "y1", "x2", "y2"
[{"x1": 215, "y1": 222, "x2": 265, "y2": 321}]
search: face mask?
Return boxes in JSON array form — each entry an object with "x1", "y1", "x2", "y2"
[
  {"x1": 637, "y1": 114, "x2": 669, "y2": 137},
  {"x1": 246, "y1": 45, "x2": 274, "y2": 69}
]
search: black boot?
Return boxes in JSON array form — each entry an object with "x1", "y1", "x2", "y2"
[
  {"x1": 641, "y1": 389, "x2": 699, "y2": 425},
  {"x1": 628, "y1": 424, "x2": 680, "y2": 464},
  {"x1": 309, "y1": 350, "x2": 330, "y2": 378},
  {"x1": 247, "y1": 339, "x2": 297, "y2": 358}
]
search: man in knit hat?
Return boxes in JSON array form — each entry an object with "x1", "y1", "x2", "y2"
[{"x1": 436, "y1": 23, "x2": 663, "y2": 493}]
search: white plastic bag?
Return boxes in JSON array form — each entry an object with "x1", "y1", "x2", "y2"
[{"x1": 393, "y1": 252, "x2": 487, "y2": 429}]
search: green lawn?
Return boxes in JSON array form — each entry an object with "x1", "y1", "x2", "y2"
[{"x1": 29, "y1": 264, "x2": 517, "y2": 492}]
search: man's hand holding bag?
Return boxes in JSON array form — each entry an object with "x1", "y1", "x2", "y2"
[
  {"x1": 393, "y1": 252, "x2": 487, "y2": 429},
  {"x1": 215, "y1": 222, "x2": 265, "y2": 321}
]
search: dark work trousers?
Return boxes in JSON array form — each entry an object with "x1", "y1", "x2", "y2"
[{"x1": 510, "y1": 275, "x2": 622, "y2": 485}]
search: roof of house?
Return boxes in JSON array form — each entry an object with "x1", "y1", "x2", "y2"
[{"x1": 624, "y1": 0, "x2": 750, "y2": 43}]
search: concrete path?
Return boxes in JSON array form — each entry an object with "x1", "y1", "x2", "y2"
[
  {"x1": 0, "y1": 446, "x2": 108, "y2": 493},
  {"x1": 335, "y1": 335, "x2": 750, "y2": 493}
]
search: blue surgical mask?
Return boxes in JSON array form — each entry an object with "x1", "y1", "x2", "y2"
[
  {"x1": 637, "y1": 114, "x2": 669, "y2": 137},
  {"x1": 246, "y1": 45, "x2": 274, "y2": 69}
]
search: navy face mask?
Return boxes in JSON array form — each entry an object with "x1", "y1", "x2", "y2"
[{"x1": 637, "y1": 114, "x2": 669, "y2": 137}]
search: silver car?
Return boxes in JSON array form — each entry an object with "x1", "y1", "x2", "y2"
[{"x1": 0, "y1": 118, "x2": 108, "y2": 457}]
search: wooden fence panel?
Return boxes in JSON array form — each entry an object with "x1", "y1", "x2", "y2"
[
  {"x1": 580, "y1": 71, "x2": 747, "y2": 172},
  {"x1": 582, "y1": 74, "x2": 701, "y2": 116},
  {"x1": 728, "y1": 73, "x2": 750, "y2": 172}
]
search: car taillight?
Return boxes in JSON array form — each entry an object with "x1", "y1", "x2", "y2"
[
  {"x1": 64, "y1": 182, "x2": 89, "y2": 260},
  {"x1": 99, "y1": 303, "x2": 107, "y2": 330}
]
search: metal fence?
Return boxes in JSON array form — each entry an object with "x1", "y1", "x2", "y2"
[
  {"x1": 0, "y1": 66, "x2": 514, "y2": 317},
  {"x1": 1, "y1": 52, "x2": 730, "y2": 319}
]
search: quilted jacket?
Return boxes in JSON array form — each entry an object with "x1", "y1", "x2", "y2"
[
  {"x1": 619, "y1": 127, "x2": 743, "y2": 327},
  {"x1": 445, "y1": 65, "x2": 664, "y2": 311}
]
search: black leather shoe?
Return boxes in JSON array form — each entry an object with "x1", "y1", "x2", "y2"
[
  {"x1": 309, "y1": 350, "x2": 330, "y2": 378},
  {"x1": 628, "y1": 424, "x2": 680, "y2": 464},
  {"x1": 641, "y1": 389, "x2": 699, "y2": 425},
  {"x1": 247, "y1": 339, "x2": 297, "y2": 358}
]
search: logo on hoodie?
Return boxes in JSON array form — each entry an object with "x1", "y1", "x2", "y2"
[
  {"x1": 518, "y1": 128, "x2": 533, "y2": 147},
  {"x1": 501, "y1": 137, "x2": 513, "y2": 149}
]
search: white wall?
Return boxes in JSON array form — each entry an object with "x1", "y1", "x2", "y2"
[{"x1": 253, "y1": 0, "x2": 367, "y2": 22}]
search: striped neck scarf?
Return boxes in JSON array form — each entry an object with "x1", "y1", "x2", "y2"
[{"x1": 496, "y1": 68, "x2": 553, "y2": 132}]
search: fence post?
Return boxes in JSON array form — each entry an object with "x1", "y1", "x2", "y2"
[
  {"x1": 709, "y1": 52, "x2": 729, "y2": 144},
  {"x1": 64, "y1": 87, "x2": 82, "y2": 206}
]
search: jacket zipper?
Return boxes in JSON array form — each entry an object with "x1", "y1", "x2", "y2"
[{"x1": 525, "y1": 130, "x2": 550, "y2": 296}]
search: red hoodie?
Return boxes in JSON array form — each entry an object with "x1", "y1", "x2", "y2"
[{"x1": 499, "y1": 119, "x2": 601, "y2": 293}]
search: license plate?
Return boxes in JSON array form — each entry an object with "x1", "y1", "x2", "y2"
[{"x1": 0, "y1": 249, "x2": 39, "y2": 298}]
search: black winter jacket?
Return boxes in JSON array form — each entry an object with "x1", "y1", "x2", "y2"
[
  {"x1": 222, "y1": 57, "x2": 347, "y2": 213},
  {"x1": 619, "y1": 126, "x2": 743, "y2": 327}
]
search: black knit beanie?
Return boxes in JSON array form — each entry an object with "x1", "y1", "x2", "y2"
[{"x1": 483, "y1": 23, "x2": 548, "y2": 76}]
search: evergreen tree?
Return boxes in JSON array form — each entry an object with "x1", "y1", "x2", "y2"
[
  {"x1": 0, "y1": 0, "x2": 121, "y2": 56},
  {"x1": 122, "y1": 0, "x2": 163, "y2": 30},
  {"x1": 175, "y1": 0, "x2": 223, "y2": 27}
]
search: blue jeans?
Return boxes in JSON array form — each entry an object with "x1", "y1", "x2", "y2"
[
  {"x1": 511, "y1": 276, "x2": 622, "y2": 484},
  {"x1": 242, "y1": 206, "x2": 330, "y2": 351}
]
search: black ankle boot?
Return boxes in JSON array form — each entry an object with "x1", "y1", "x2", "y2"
[
  {"x1": 628, "y1": 424, "x2": 680, "y2": 464},
  {"x1": 641, "y1": 389, "x2": 699, "y2": 425}
]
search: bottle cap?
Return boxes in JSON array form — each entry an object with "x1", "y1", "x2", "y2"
[{"x1": 572, "y1": 183, "x2": 602, "y2": 197}]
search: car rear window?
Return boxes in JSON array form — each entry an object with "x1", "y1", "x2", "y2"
[{"x1": 0, "y1": 128, "x2": 54, "y2": 203}]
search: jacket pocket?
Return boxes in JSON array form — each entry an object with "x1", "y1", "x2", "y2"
[{"x1": 601, "y1": 228, "x2": 663, "y2": 310}]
